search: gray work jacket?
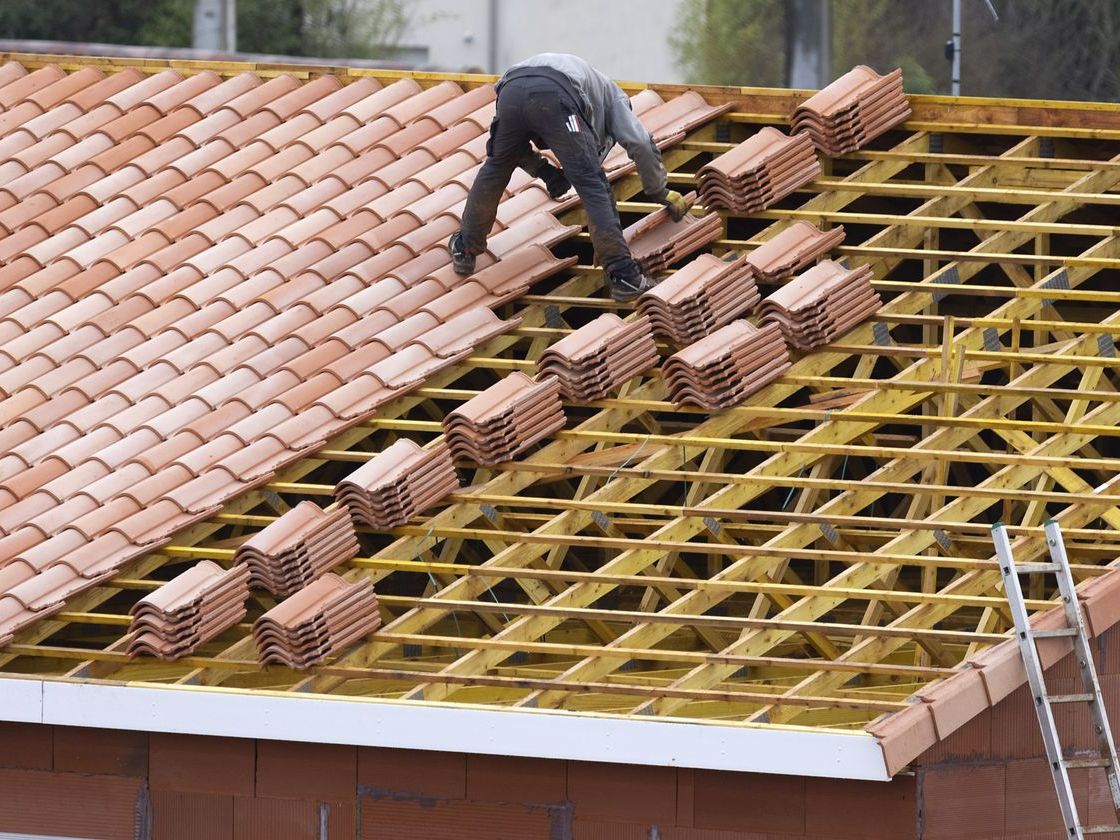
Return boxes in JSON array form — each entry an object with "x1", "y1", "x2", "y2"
[{"x1": 501, "y1": 52, "x2": 669, "y2": 200}]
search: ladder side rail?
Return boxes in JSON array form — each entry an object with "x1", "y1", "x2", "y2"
[
  {"x1": 1045, "y1": 520, "x2": 1120, "y2": 813},
  {"x1": 995, "y1": 523, "x2": 1084, "y2": 839}
]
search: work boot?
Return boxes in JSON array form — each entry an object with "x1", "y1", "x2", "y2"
[
  {"x1": 606, "y1": 263, "x2": 656, "y2": 303},
  {"x1": 449, "y1": 231, "x2": 476, "y2": 276}
]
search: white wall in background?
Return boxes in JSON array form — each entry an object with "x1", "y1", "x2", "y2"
[{"x1": 402, "y1": 0, "x2": 686, "y2": 83}]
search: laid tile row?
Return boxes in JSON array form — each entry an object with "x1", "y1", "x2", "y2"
[{"x1": 0, "y1": 64, "x2": 730, "y2": 650}]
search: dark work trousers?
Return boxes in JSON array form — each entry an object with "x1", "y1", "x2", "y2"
[{"x1": 459, "y1": 76, "x2": 638, "y2": 276}]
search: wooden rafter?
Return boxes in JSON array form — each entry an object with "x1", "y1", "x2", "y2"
[{"x1": 9, "y1": 64, "x2": 1120, "y2": 731}]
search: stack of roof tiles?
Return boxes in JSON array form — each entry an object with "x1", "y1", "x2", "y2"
[
  {"x1": 746, "y1": 221, "x2": 846, "y2": 282},
  {"x1": 663, "y1": 321, "x2": 791, "y2": 409},
  {"x1": 697, "y1": 128, "x2": 821, "y2": 213},
  {"x1": 335, "y1": 439, "x2": 459, "y2": 530},
  {"x1": 234, "y1": 500, "x2": 358, "y2": 596},
  {"x1": 444, "y1": 372, "x2": 566, "y2": 465},
  {"x1": 791, "y1": 65, "x2": 910, "y2": 155},
  {"x1": 623, "y1": 193, "x2": 722, "y2": 273},
  {"x1": 253, "y1": 572, "x2": 379, "y2": 669},
  {"x1": 536, "y1": 314, "x2": 658, "y2": 401},
  {"x1": 126, "y1": 559, "x2": 248, "y2": 660},
  {"x1": 759, "y1": 259, "x2": 881, "y2": 350},
  {"x1": 638, "y1": 253, "x2": 759, "y2": 344},
  {"x1": 0, "y1": 58, "x2": 728, "y2": 649}
]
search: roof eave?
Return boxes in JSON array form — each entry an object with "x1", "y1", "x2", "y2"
[
  {"x1": 869, "y1": 563, "x2": 1120, "y2": 775},
  {"x1": 0, "y1": 673, "x2": 891, "y2": 781}
]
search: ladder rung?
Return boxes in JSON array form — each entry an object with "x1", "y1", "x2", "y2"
[
  {"x1": 1033, "y1": 628, "x2": 1079, "y2": 638},
  {"x1": 1065, "y1": 758, "x2": 1113, "y2": 769},
  {"x1": 996, "y1": 522, "x2": 1120, "y2": 838},
  {"x1": 1017, "y1": 562, "x2": 1061, "y2": 573}
]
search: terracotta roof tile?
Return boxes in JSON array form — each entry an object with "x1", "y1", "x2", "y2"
[
  {"x1": 145, "y1": 71, "x2": 221, "y2": 115},
  {"x1": 221, "y1": 73, "x2": 301, "y2": 118},
  {"x1": 637, "y1": 252, "x2": 759, "y2": 343},
  {"x1": 236, "y1": 501, "x2": 358, "y2": 596},
  {"x1": 253, "y1": 573, "x2": 381, "y2": 669},
  {"x1": 0, "y1": 69, "x2": 96, "y2": 137},
  {"x1": 0, "y1": 65, "x2": 65, "y2": 109},
  {"x1": 177, "y1": 72, "x2": 260, "y2": 120},
  {"x1": 373, "y1": 119, "x2": 443, "y2": 159},
  {"x1": 663, "y1": 320, "x2": 791, "y2": 409},
  {"x1": 336, "y1": 439, "x2": 459, "y2": 529},
  {"x1": 758, "y1": 259, "x2": 881, "y2": 350},
  {"x1": 745, "y1": 221, "x2": 846, "y2": 281},
  {"x1": 0, "y1": 62, "x2": 27, "y2": 90},
  {"x1": 641, "y1": 90, "x2": 733, "y2": 141},
  {"x1": 422, "y1": 84, "x2": 496, "y2": 129},
  {"x1": 698, "y1": 128, "x2": 821, "y2": 213},
  {"x1": 383, "y1": 79, "x2": 463, "y2": 126},
  {"x1": 791, "y1": 66, "x2": 911, "y2": 154},
  {"x1": 623, "y1": 194, "x2": 722, "y2": 274},
  {"x1": 0, "y1": 61, "x2": 727, "y2": 652},
  {"x1": 486, "y1": 211, "x2": 581, "y2": 258},
  {"x1": 537, "y1": 314, "x2": 659, "y2": 401},
  {"x1": 444, "y1": 372, "x2": 567, "y2": 465}
]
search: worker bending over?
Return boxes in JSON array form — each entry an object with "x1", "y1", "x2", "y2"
[{"x1": 450, "y1": 52, "x2": 689, "y2": 302}]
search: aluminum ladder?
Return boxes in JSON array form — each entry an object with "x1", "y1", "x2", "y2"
[{"x1": 994, "y1": 520, "x2": 1120, "y2": 837}]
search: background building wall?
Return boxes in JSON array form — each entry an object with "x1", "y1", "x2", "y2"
[{"x1": 402, "y1": 0, "x2": 686, "y2": 82}]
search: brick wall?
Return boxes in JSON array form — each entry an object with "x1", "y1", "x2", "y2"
[
  {"x1": 911, "y1": 625, "x2": 1120, "y2": 839},
  {"x1": 8, "y1": 628, "x2": 1118, "y2": 840},
  {"x1": 0, "y1": 720, "x2": 918, "y2": 839}
]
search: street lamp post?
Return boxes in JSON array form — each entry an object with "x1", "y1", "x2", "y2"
[{"x1": 945, "y1": 0, "x2": 999, "y2": 96}]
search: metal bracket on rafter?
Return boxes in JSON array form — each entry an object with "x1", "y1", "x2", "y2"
[
  {"x1": 544, "y1": 304, "x2": 564, "y2": 329},
  {"x1": 933, "y1": 529, "x2": 953, "y2": 552},
  {"x1": 819, "y1": 523, "x2": 840, "y2": 544},
  {"x1": 931, "y1": 265, "x2": 960, "y2": 303},
  {"x1": 983, "y1": 327, "x2": 1001, "y2": 352},
  {"x1": 872, "y1": 321, "x2": 892, "y2": 346},
  {"x1": 1041, "y1": 269, "x2": 1069, "y2": 307},
  {"x1": 1099, "y1": 333, "x2": 1116, "y2": 358}
]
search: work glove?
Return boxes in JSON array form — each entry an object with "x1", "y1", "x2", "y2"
[
  {"x1": 661, "y1": 189, "x2": 692, "y2": 222},
  {"x1": 538, "y1": 161, "x2": 571, "y2": 200}
]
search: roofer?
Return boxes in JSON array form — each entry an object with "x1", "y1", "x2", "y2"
[{"x1": 449, "y1": 52, "x2": 691, "y2": 302}]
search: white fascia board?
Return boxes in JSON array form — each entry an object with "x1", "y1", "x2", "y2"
[
  {"x1": 0, "y1": 676, "x2": 41, "y2": 723},
  {"x1": 0, "y1": 675, "x2": 890, "y2": 781}
]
